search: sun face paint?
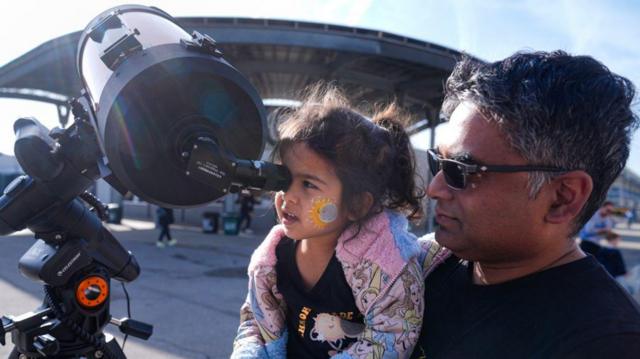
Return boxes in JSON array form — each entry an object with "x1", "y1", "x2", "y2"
[{"x1": 308, "y1": 197, "x2": 339, "y2": 228}]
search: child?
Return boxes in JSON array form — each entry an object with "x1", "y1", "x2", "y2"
[{"x1": 232, "y1": 86, "x2": 448, "y2": 358}]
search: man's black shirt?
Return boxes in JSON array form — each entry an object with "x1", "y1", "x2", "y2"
[{"x1": 412, "y1": 255, "x2": 640, "y2": 358}]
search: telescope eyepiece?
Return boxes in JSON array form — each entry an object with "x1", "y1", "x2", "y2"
[{"x1": 232, "y1": 160, "x2": 291, "y2": 192}]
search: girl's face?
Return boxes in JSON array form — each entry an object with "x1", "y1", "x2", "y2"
[{"x1": 275, "y1": 142, "x2": 351, "y2": 244}]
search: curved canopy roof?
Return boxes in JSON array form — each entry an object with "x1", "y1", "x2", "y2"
[{"x1": 0, "y1": 17, "x2": 464, "y2": 125}]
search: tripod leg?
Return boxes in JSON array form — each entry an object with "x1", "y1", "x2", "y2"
[
  {"x1": 9, "y1": 347, "x2": 22, "y2": 359},
  {"x1": 97, "y1": 333, "x2": 126, "y2": 359}
]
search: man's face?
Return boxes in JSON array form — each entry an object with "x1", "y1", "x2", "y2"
[{"x1": 427, "y1": 102, "x2": 551, "y2": 263}]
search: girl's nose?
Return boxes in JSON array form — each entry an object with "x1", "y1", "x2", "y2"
[{"x1": 282, "y1": 190, "x2": 298, "y2": 205}]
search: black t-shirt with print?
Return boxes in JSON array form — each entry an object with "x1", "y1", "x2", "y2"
[
  {"x1": 411, "y1": 255, "x2": 640, "y2": 359},
  {"x1": 276, "y1": 237, "x2": 365, "y2": 358}
]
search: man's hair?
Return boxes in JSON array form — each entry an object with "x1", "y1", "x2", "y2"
[{"x1": 442, "y1": 50, "x2": 638, "y2": 230}]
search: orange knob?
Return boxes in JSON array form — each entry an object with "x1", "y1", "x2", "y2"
[{"x1": 76, "y1": 276, "x2": 109, "y2": 308}]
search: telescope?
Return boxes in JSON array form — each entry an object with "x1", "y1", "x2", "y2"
[{"x1": 0, "y1": 5, "x2": 291, "y2": 358}]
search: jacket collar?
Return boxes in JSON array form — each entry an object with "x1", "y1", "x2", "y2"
[{"x1": 248, "y1": 210, "x2": 421, "y2": 279}]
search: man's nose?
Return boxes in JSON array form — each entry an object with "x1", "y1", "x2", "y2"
[{"x1": 427, "y1": 171, "x2": 453, "y2": 200}]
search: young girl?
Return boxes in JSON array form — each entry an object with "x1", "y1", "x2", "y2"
[{"x1": 232, "y1": 86, "x2": 448, "y2": 358}]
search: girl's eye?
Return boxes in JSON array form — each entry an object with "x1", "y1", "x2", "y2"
[{"x1": 303, "y1": 180, "x2": 317, "y2": 189}]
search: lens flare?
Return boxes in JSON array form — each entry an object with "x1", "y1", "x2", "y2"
[{"x1": 112, "y1": 101, "x2": 141, "y2": 170}]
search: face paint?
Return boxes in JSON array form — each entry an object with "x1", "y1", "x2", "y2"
[{"x1": 308, "y1": 197, "x2": 339, "y2": 228}]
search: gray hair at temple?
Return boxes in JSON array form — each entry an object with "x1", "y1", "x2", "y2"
[{"x1": 441, "y1": 50, "x2": 639, "y2": 231}]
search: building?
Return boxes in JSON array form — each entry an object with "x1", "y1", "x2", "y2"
[
  {"x1": 1, "y1": 13, "x2": 637, "y2": 231},
  {"x1": 609, "y1": 168, "x2": 640, "y2": 217}
]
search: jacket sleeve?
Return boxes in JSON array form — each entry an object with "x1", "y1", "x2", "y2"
[
  {"x1": 334, "y1": 259, "x2": 425, "y2": 359},
  {"x1": 231, "y1": 266, "x2": 287, "y2": 359},
  {"x1": 417, "y1": 234, "x2": 451, "y2": 280}
]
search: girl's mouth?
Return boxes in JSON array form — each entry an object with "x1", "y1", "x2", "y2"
[{"x1": 281, "y1": 210, "x2": 298, "y2": 225}]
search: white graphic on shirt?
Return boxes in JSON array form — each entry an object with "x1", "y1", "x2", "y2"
[{"x1": 309, "y1": 313, "x2": 364, "y2": 352}]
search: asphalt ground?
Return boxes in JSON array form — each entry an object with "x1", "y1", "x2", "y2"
[
  {"x1": 0, "y1": 220, "x2": 639, "y2": 358},
  {"x1": 0, "y1": 219, "x2": 264, "y2": 358}
]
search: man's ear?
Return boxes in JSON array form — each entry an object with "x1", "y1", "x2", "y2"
[
  {"x1": 348, "y1": 192, "x2": 374, "y2": 221},
  {"x1": 544, "y1": 171, "x2": 593, "y2": 224}
]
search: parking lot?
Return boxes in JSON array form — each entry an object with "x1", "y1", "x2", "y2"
[{"x1": 1, "y1": 219, "x2": 639, "y2": 358}]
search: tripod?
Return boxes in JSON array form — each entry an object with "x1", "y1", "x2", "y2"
[
  {"x1": 0, "y1": 5, "x2": 290, "y2": 355},
  {"x1": 0, "y1": 193, "x2": 152, "y2": 358},
  {"x1": 1, "y1": 196, "x2": 152, "y2": 358},
  {"x1": 0, "y1": 112, "x2": 153, "y2": 358}
]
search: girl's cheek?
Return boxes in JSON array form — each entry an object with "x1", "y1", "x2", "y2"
[{"x1": 308, "y1": 197, "x2": 339, "y2": 228}]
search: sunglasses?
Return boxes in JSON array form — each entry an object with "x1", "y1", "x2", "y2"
[{"x1": 427, "y1": 149, "x2": 570, "y2": 190}]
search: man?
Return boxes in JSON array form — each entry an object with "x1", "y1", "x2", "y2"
[
  {"x1": 626, "y1": 207, "x2": 637, "y2": 228},
  {"x1": 412, "y1": 51, "x2": 640, "y2": 358},
  {"x1": 580, "y1": 201, "x2": 627, "y2": 278}
]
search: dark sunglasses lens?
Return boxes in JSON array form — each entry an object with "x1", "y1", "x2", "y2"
[{"x1": 442, "y1": 160, "x2": 466, "y2": 189}]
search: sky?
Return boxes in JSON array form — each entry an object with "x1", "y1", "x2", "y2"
[{"x1": 0, "y1": 0, "x2": 639, "y2": 174}]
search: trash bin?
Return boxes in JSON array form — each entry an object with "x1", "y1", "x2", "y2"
[
  {"x1": 202, "y1": 212, "x2": 220, "y2": 233},
  {"x1": 107, "y1": 203, "x2": 123, "y2": 224},
  {"x1": 222, "y1": 213, "x2": 240, "y2": 235}
]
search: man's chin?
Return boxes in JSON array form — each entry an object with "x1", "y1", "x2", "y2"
[
  {"x1": 434, "y1": 227, "x2": 452, "y2": 242},
  {"x1": 434, "y1": 228, "x2": 466, "y2": 255}
]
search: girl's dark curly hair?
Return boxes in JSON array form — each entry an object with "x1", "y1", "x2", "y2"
[{"x1": 274, "y1": 83, "x2": 423, "y2": 223}]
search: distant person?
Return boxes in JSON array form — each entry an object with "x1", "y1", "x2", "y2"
[
  {"x1": 156, "y1": 207, "x2": 176, "y2": 248},
  {"x1": 231, "y1": 85, "x2": 447, "y2": 357},
  {"x1": 412, "y1": 51, "x2": 640, "y2": 358},
  {"x1": 236, "y1": 192, "x2": 259, "y2": 234},
  {"x1": 626, "y1": 208, "x2": 637, "y2": 228},
  {"x1": 580, "y1": 201, "x2": 628, "y2": 278}
]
